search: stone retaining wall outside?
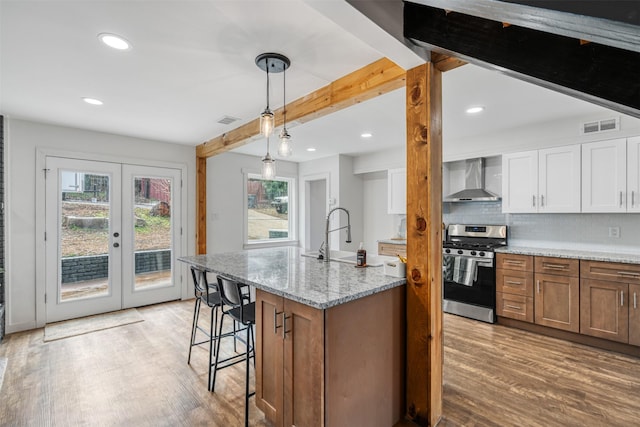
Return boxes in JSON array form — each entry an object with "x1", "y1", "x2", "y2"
[{"x1": 61, "y1": 249, "x2": 171, "y2": 283}]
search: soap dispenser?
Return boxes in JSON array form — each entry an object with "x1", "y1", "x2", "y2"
[{"x1": 357, "y1": 242, "x2": 367, "y2": 267}]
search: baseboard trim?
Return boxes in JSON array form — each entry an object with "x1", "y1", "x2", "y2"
[{"x1": 498, "y1": 317, "x2": 640, "y2": 358}]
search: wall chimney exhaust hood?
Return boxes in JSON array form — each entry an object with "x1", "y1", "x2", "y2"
[{"x1": 444, "y1": 158, "x2": 500, "y2": 202}]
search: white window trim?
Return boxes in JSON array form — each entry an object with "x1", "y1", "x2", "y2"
[{"x1": 242, "y1": 169, "x2": 298, "y2": 249}]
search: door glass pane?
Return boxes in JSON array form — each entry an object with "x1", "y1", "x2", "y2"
[
  {"x1": 60, "y1": 171, "x2": 110, "y2": 301},
  {"x1": 133, "y1": 176, "x2": 172, "y2": 290}
]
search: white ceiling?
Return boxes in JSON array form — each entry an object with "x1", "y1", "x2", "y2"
[{"x1": 0, "y1": 0, "x2": 615, "y2": 163}]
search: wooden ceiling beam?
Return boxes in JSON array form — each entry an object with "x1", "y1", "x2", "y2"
[
  {"x1": 430, "y1": 52, "x2": 466, "y2": 72},
  {"x1": 196, "y1": 57, "x2": 406, "y2": 159},
  {"x1": 404, "y1": 2, "x2": 640, "y2": 117}
]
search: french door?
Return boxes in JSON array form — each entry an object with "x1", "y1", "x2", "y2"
[{"x1": 45, "y1": 157, "x2": 182, "y2": 322}]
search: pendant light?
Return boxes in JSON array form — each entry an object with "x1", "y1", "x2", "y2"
[
  {"x1": 256, "y1": 53, "x2": 290, "y2": 178},
  {"x1": 278, "y1": 65, "x2": 292, "y2": 157},
  {"x1": 262, "y1": 136, "x2": 276, "y2": 179}
]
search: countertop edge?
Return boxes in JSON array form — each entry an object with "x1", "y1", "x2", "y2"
[
  {"x1": 495, "y1": 246, "x2": 640, "y2": 264},
  {"x1": 178, "y1": 256, "x2": 407, "y2": 310}
]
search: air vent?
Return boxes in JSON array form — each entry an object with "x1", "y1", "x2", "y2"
[
  {"x1": 216, "y1": 115, "x2": 240, "y2": 125},
  {"x1": 580, "y1": 117, "x2": 620, "y2": 135}
]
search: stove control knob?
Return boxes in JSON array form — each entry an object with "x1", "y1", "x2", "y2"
[
  {"x1": 445, "y1": 249, "x2": 451, "y2": 254},
  {"x1": 479, "y1": 251, "x2": 485, "y2": 257},
  {"x1": 457, "y1": 250, "x2": 463, "y2": 255},
  {"x1": 470, "y1": 251, "x2": 477, "y2": 256}
]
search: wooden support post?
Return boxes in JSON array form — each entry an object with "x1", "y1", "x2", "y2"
[
  {"x1": 196, "y1": 156, "x2": 207, "y2": 254},
  {"x1": 404, "y1": 62, "x2": 443, "y2": 426}
]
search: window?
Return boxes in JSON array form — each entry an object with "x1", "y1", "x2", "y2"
[{"x1": 245, "y1": 174, "x2": 295, "y2": 246}]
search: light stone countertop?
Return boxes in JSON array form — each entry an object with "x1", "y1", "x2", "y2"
[
  {"x1": 178, "y1": 247, "x2": 406, "y2": 309},
  {"x1": 495, "y1": 246, "x2": 640, "y2": 265}
]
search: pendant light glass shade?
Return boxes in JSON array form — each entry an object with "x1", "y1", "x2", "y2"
[
  {"x1": 261, "y1": 152, "x2": 276, "y2": 179},
  {"x1": 278, "y1": 129, "x2": 292, "y2": 157},
  {"x1": 260, "y1": 108, "x2": 275, "y2": 137}
]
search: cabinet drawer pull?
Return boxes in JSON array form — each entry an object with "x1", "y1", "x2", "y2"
[
  {"x1": 621, "y1": 291, "x2": 624, "y2": 307},
  {"x1": 282, "y1": 313, "x2": 291, "y2": 338},
  {"x1": 505, "y1": 304, "x2": 522, "y2": 310},
  {"x1": 536, "y1": 280, "x2": 540, "y2": 294},
  {"x1": 273, "y1": 309, "x2": 283, "y2": 335},
  {"x1": 617, "y1": 271, "x2": 640, "y2": 277},
  {"x1": 543, "y1": 263, "x2": 567, "y2": 270},
  {"x1": 506, "y1": 280, "x2": 522, "y2": 285},
  {"x1": 504, "y1": 260, "x2": 524, "y2": 265}
]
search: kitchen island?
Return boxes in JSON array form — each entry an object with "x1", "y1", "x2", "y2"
[{"x1": 179, "y1": 247, "x2": 407, "y2": 427}]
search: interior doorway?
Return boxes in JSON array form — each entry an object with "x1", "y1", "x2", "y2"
[{"x1": 304, "y1": 176, "x2": 328, "y2": 251}]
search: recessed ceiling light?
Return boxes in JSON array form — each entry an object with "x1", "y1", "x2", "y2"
[
  {"x1": 466, "y1": 106, "x2": 485, "y2": 114},
  {"x1": 361, "y1": 132, "x2": 373, "y2": 138},
  {"x1": 82, "y1": 97, "x2": 103, "y2": 106},
  {"x1": 306, "y1": 148, "x2": 316, "y2": 152},
  {"x1": 98, "y1": 33, "x2": 131, "y2": 50}
]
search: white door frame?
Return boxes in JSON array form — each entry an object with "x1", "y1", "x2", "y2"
[{"x1": 35, "y1": 149, "x2": 189, "y2": 328}]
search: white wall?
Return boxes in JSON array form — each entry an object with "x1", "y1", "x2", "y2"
[
  {"x1": 206, "y1": 152, "x2": 298, "y2": 254},
  {"x1": 361, "y1": 171, "x2": 401, "y2": 254},
  {"x1": 5, "y1": 118, "x2": 196, "y2": 333}
]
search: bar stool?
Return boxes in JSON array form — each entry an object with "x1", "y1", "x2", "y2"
[
  {"x1": 212, "y1": 275, "x2": 255, "y2": 427},
  {"x1": 187, "y1": 266, "x2": 222, "y2": 392}
]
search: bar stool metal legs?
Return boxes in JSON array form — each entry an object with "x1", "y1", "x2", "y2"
[{"x1": 187, "y1": 267, "x2": 222, "y2": 392}]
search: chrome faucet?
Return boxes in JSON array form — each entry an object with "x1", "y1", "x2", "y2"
[{"x1": 320, "y1": 207, "x2": 352, "y2": 262}]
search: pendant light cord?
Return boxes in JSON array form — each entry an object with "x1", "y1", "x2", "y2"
[
  {"x1": 266, "y1": 59, "x2": 270, "y2": 110},
  {"x1": 283, "y1": 67, "x2": 287, "y2": 129}
]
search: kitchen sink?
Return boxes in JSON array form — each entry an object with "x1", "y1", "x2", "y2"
[{"x1": 301, "y1": 250, "x2": 392, "y2": 267}]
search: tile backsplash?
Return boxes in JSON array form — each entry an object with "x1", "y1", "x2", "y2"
[{"x1": 443, "y1": 201, "x2": 640, "y2": 254}]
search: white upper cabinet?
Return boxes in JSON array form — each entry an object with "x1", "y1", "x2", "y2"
[
  {"x1": 538, "y1": 145, "x2": 581, "y2": 213},
  {"x1": 502, "y1": 150, "x2": 538, "y2": 213},
  {"x1": 387, "y1": 168, "x2": 406, "y2": 214},
  {"x1": 582, "y1": 138, "x2": 627, "y2": 212},
  {"x1": 628, "y1": 136, "x2": 640, "y2": 213},
  {"x1": 503, "y1": 145, "x2": 581, "y2": 213}
]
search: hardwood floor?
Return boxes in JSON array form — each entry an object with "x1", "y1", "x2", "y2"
[
  {"x1": 0, "y1": 301, "x2": 638, "y2": 426},
  {"x1": 439, "y1": 314, "x2": 640, "y2": 427}
]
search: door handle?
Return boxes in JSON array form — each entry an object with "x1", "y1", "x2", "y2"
[
  {"x1": 536, "y1": 280, "x2": 540, "y2": 294},
  {"x1": 621, "y1": 291, "x2": 624, "y2": 307},
  {"x1": 620, "y1": 191, "x2": 623, "y2": 208},
  {"x1": 634, "y1": 292, "x2": 637, "y2": 310},
  {"x1": 540, "y1": 195, "x2": 544, "y2": 207}
]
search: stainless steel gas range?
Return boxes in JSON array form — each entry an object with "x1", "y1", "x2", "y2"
[{"x1": 442, "y1": 224, "x2": 508, "y2": 323}]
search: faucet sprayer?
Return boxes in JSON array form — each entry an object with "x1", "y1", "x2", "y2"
[{"x1": 321, "y1": 207, "x2": 351, "y2": 262}]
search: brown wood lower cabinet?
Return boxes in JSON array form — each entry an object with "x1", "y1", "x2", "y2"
[
  {"x1": 580, "y1": 279, "x2": 629, "y2": 343},
  {"x1": 255, "y1": 287, "x2": 405, "y2": 427},
  {"x1": 534, "y1": 273, "x2": 580, "y2": 333},
  {"x1": 630, "y1": 284, "x2": 640, "y2": 346}
]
